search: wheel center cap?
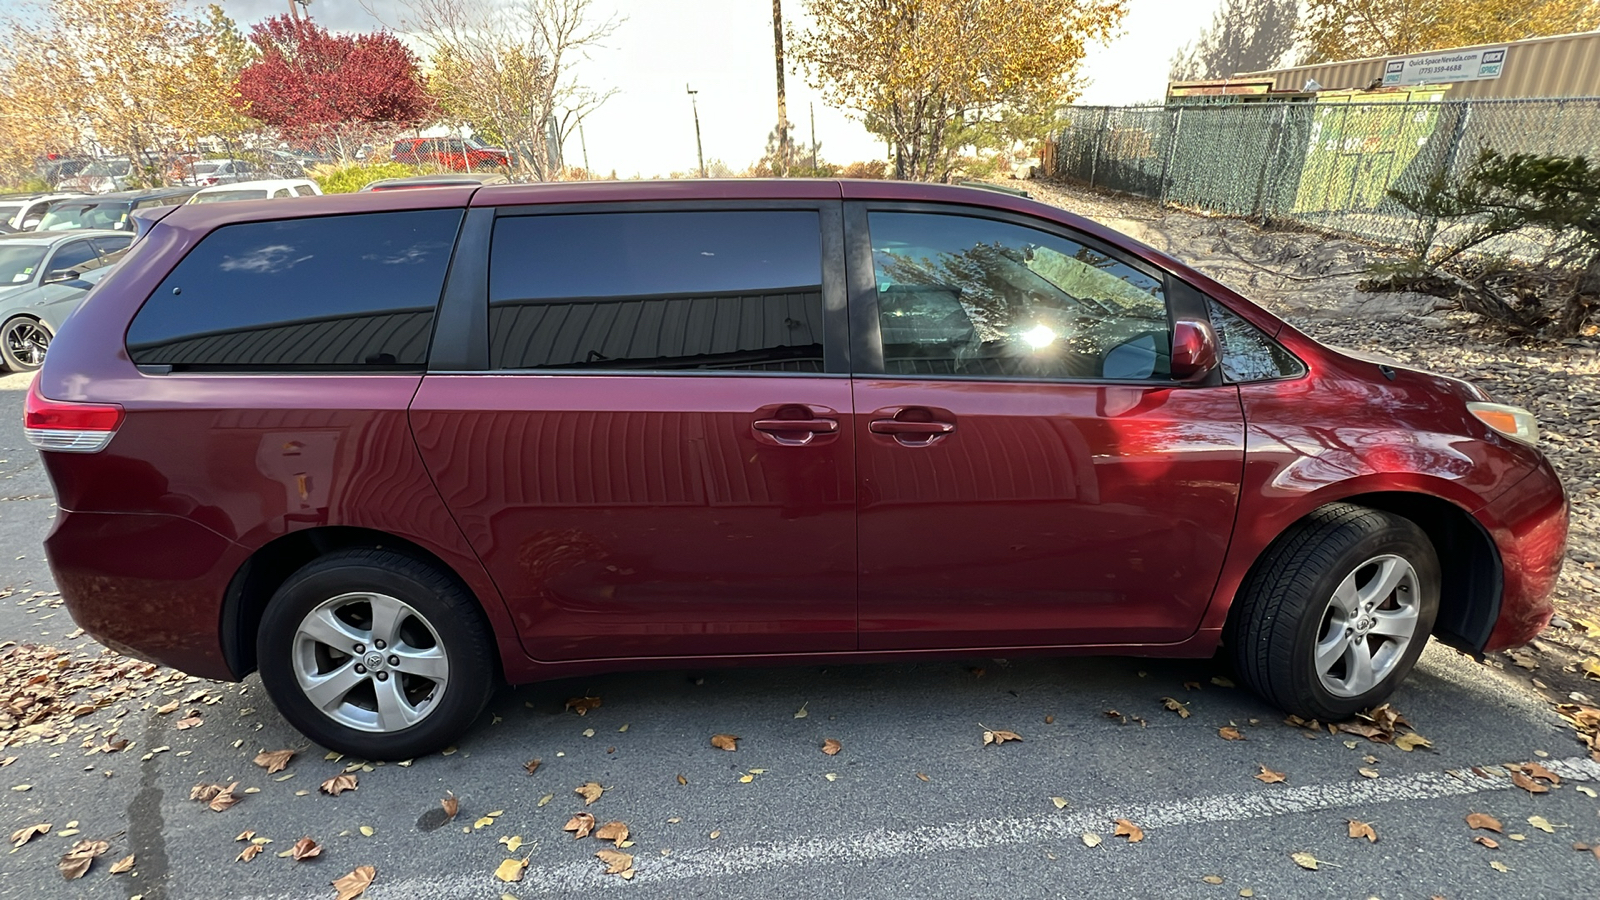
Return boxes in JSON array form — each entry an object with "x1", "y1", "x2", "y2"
[
  {"x1": 364, "y1": 652, "x2": 384, "y2": 670},
  {"x1": 1356, "y1": 617, "x2": 1372, "y2": 633}
]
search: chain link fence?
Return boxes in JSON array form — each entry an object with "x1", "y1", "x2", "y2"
[{"x1": 1051, "y1": 98, "x2": 1600, "y2": 253}]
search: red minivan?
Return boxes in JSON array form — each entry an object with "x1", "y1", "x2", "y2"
[{"x1": 27, "y1": 181, "x2": 1567, "y2": 757}]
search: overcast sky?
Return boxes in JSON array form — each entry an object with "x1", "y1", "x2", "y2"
[{"x1": 219, "y1": 0, "x2": 1225, "y2": 176}]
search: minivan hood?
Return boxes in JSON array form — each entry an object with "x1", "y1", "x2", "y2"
[{"x1": 1326, "y1": 343, "x2": 1490, "y2": 403}]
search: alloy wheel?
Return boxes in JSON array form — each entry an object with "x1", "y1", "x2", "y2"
[
  {"x1": 1313, "y1": 554, "x2": 1421, "y2": 697},
  {"x1": 292, "y1": 591, "x2": 450, "y2": 733},
  {"x1": 4, "y1": 320, "x2": 49, "y2": 368}
]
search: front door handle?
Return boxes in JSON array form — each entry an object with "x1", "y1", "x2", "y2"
[
  {"x1": 753, "y1": 413, "x2": 839, "y2": 446},
  {"x1": 868, "y1": 407, "x2": 956, "y2": 446}
]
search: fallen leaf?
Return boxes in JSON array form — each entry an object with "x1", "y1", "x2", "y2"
[
  {"x1": 1467, "y1": 813, "x2": 1503, "y2": 833},
  {"x1": 292, "y1": 837, "x2": 322, "y2": 860},
  {"x1": 538, "y1": 793, "x2": 554, "y2": 806},
  {"x1": 1290, "y1": 851, "x2": 1321, "y2": 870},
  {"x1": 474, "y1": 816, "x2": 496, "y2": 830},
  {"x1": 1114, "y1": 819, "x2": 1144, "y2": 842},
  {"x1": 442, "y1": 791, "x2": 460, "y2": 820},
  {"x1": 1255, "y1": 765, "x2": 1286, "y2": 784},
  {"x1": 738, "y1": 774, "x2": 753, "y2": 783},
  {"x1": 191, "y1": 783, "x2": 223, "y2": 802},
  {"x1": 1529, "y1": 816, "x2": 1556, "y2": 834},
  {"x1": 820, "y1": 738, "x2": 843, "y2": 756},
  {"x1": 249, "y1": 749, "x2": 294, "y2": 774},
  {"x1": 1051, "y1": 797, "x2": 1068, "y2": 809},
  {"x1": 1358, "y1": 768, "x2": 1380, "y2": 778},
  {"x1": 523, "y1": 759, "x2": 541, "y2": 776},
  {"x1": 1081, "y1": 833, "x2": 1102, "y2": 847},
  {"x1": 595, "y1": 821, "x2": 630, "y2": 846},
  {"x1": 1489, "y1": 860, "x2": 1510, "y2": 872},
  {"x1": 575, "y1": 782, "x2": 604, "y2": 805},
  {"x1": 109, "y1": 854, "x2": 135, "y2": 874},
  {"x1": 499, "y1": 835, "x2": 524, "y2": 853},
  {"x1": 1512, "y1": 772, "x2": 1550, "y2": 794},
  {"x1": 1161, "y1": 697, "x2": 1192, "y2": 718},
  {"x1": 237, "y1": 844, "x2": 263, "y2": 862},
  {"x1": 595, "y1": 849, "x2": 633, "y2": 875},
  {"x1": 209, "y1": 782, "x2": 241, "y2": 812},
  {"x1": 10, "y1": 784, "x2": 30, "y2": 791},
  {"x1": 1583, "y1": 658, "x2": 1600, "y2": 679},
  {"x1": 494, "y1": 858, "x2": 527, "y2": 883},
  {"x1": 566, "y1": 696, "x2": 602, "y2": 715},
  {"x1": 1475, "y1": 835, "x2": 1500, "y2": 849},
  {"x1": 915, "y1": 772, "x2": 931, "y2": 782},
  {"x1": 1394, "y1": 732, "x2": 1432, "y2": 752},
  {"x1": 58, "y1": 839, "x2": 108, "y2": 881},
  {"x1": 1211, "y1": 676, "x2": 1235, "y2": 687},
  {"x1": 1219, "y1": 726, "x2": 1244, "y2": 741},
  {"x1": 982, "y1": 728, "x2": 1023, "y2": 746},
  {"x1": 824, "y1": 773, "x2": 838, "y2": 781},
  {"x1": 794, "y1": 702, "x2": 808, "y2": 719},
  {"x1": 1578, "y1": 786, "x2": 1598, "y2": 798},
  {"x1": 321, "y1": 774, "x2": 358, "y2": 796},
  {"x1": 332, "y1": 865, "x2": 376, "y2": 900},
  {"x1": 359, "y1": 826, "x2": 374, "y2": 837},
  {"x1": 710, "y1": 734, "x2": 739, "y2": 751},
  {"x1": 1524, "y1": 761, "x2": 1561, "y2": 785},
  {"x1": 10, "y1": 823, "x2": 50, "y2": 847},
  {"x1": 1045, "y1": 714, "x2": 1055, "y2": 724},
  {"x1": 1202, "y1": 875, "x2": 1223, "y2": 884},
  {"x1": 710, "y1": 830, "x2": 721, "y2": 839},
  {"x1": 564, "y1": 813, "x2": 596, "y2": 839},
  {"x1": 1347, "y1": 820, "x2": 1377, "y2": 842},
  {"x1": 156, "y1": 700, "x2": 180, "y2": 715}
]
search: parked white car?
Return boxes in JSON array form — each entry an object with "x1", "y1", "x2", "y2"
[
  {"x1": 0, "y1": 193, "x2": 87, "y2": 231},
  {"x1": 185, "y1": 179, "x2": 323, "y2": 204}
]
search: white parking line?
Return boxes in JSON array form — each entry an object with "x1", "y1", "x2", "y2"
[{"x1": 255, "y1": 754, "x2": 1600, "y2": 897}]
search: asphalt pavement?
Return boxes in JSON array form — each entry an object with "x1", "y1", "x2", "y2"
[{"x1": 1, "y1": 367, "x2": 1598, "y2": 900}]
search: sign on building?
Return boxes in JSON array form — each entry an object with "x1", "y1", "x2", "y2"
[{"x1": 1383, "y1": 47, "x2": 1507, "y2": 87}]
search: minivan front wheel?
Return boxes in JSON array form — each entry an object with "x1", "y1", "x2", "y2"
[
  {"x1": 257, "y1": 549, "x2": 495, "y2": 758},
  {"x1": 1228, "y1": 504, "x2": 1440, "y2": 721}
]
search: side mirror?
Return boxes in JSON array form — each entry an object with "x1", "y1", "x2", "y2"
[
  {"x1": 21, "y1": 218, "x2": 41, "y2": 230},
  {"x1": 1170, "y1": 319, "x2": 1220, "y2": 382}
]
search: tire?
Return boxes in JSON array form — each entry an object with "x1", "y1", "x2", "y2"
[
  {"x1": 257, "y1": 549, "x2": 496, "y2": 758},
  {"x1": 1227, "y1": 504, "x2": 1440, "y2": 721},
  {"x1": 0, "y1": 317, "x2": 51, "y2": 372}
]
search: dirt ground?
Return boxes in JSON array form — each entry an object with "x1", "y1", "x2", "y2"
[{"x1": 1027, "y1": 179, "x2": 1600, "y2": 715}]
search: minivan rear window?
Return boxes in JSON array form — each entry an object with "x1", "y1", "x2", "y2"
[
  {"x1": 127, "y1": 209, "x2": 463, "y2": 369},
  {"x1": 488, "y1": 210, "x2": 826, "y2": 372}
]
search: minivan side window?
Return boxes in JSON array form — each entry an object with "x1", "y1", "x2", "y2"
[
  {"x1": 489, "y1": 211, "x2": 826, "y2": 372},
  {"x1": 127, "y1": 209, "x2": 463, "y2": 369},
  {"x1": 866, "y1": 212, "x2": 1171, "y2": 381}
]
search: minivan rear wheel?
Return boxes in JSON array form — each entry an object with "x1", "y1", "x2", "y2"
[
  {"x1": 1227, "y1": 504, "x2": 1440, "y2": 721},
  {"x1": 257, "y1": 549, "x2": 495, "y2": 758}
]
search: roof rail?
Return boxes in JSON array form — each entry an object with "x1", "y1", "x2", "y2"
[{"x1": 957, "y1": 181, "x2": 1031, "y2": 198}]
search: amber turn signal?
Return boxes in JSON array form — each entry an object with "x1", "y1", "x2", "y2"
[{"x1": 1467, "y1": 402, "x2": 1539, "y2": 445}]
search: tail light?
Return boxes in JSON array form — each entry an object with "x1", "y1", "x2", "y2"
[{"x1": 24, "y1": 375, "x2": 124, "y2": 452}]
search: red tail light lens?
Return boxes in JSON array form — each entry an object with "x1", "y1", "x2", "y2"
[{"x1": 24, "y1": 375, "x2": 124, "y2": 453}]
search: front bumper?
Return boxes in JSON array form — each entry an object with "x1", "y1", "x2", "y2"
[{"x1": 1481, "y1": 458, "x2": 1569, "y2": 651}]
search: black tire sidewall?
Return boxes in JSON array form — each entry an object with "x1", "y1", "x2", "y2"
[
  {"x1": 257, "y1": 554, "x2": 494, "y2": 759},
  {"x1": 1288, "y1": 518, "x2": 1440, "y2": 719}
]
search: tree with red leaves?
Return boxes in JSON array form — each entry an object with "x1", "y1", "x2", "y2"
[{"x1": 235, "y1": 14, "x2": 433, "y2": 147}]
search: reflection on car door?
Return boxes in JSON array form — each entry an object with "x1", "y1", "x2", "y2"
[
  {"x1": 846, "y1": 205, "x2": 1245, "y2": 649},
  {"x1": 411, "y1": 205, "x2": 857, "y2": 661}
]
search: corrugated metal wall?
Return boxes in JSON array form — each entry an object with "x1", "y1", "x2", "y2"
[{"x1": 1242, "y1": 31, "x2": 1600, "y2": 99}]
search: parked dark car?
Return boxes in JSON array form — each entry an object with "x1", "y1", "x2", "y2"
[
  {"x1": 28, "y1": 181, "x2": 1567, "y2": 758},
  {"x1": 0, "y1": 230, "x2": 130, "y2": 371},
  {"x1": 390, "y1": 137, "x2": 510, "y2": 171},
  {"x1": 34, "y1": 188, "x2": 198, "y2": 232}
]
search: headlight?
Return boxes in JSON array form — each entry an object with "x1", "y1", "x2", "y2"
[{"x1": 1468, "y1": 402, "x2": 1539, "y2": 445}]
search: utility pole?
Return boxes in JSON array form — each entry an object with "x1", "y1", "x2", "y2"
[
  {"x1": 578, "y1": 121, "x2": 590, "y2": 179},
  {"x1": 686, "y1": 85, "x2": 705, "y2": 178},
  {"x1": 772, "y1": 0, "x2": 790, "y2": 174},
  {"x1": 809, "y1": 102, "x2": 817, "y2": 172}
]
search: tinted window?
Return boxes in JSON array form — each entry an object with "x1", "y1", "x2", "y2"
[
  {"x1": 867, "y1": 212, "x2": 1170, "y2": 380},
  {"x1": 489, "y1": 211, "x2": 825, "y2": 372},
  {"x1": 38, "y1": 201, "x2": 130, "y2": 231},
  {"x1": 1206, "y1": 297, "x2": 1304, "y2": 382},
  {"x1": 294, "y1": 185, "x2": 317, "y2": 197},
  {"x1": 49, "y1": 240, "x2": 98, "y2": 275},
  {"x1": 128, "y1": 209, "x2": 463, "y2": 369}
]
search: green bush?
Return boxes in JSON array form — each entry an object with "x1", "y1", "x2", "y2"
[
  {"x1": 0, "y1": 177, "x2": 52, "y2": 193},
  {"x1": 311, "y1": 161, "x2": 421, "y2": 194}
]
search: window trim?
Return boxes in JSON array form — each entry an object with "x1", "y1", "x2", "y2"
[
  {"x1": 845, "y1": 201, "x2": 1214, "y2": 388},
  {"x1": 433, "y1": 200, "x2": 851, "y2": 376}
]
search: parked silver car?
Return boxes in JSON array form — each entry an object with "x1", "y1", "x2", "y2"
[{"x1": 0, "y1": 230, "x2": 131, "y2": 371}]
